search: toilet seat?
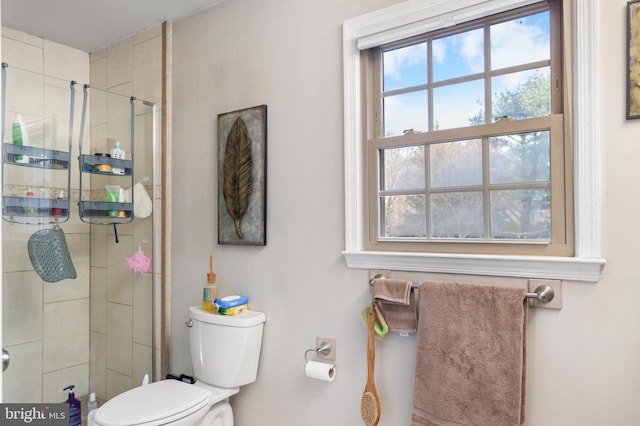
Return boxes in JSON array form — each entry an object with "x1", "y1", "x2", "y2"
[{"x1": 92, "y1": 380, "x2": 227, "y2": 426}]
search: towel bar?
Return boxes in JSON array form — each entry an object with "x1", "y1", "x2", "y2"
[{"x1": 369, "y1": 276, "x2": 555, "y2": 304}]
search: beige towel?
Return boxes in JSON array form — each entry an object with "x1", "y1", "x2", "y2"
[
  {"x1": 412, "y1": 281, "x2": 527, "y2": 426},
  {"x1": 372, "y1": 278, "x2": 417, "y2": 333}
]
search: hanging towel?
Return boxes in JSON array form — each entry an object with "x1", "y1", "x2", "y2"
[
  {"x1": 412, "y1": 281, "x2": 527, "y2": 426},
  {"x1": 372, "y1": 278, "x2": 417, "y2": 333}
]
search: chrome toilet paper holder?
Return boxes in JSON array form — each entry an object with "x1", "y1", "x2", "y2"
[{"x1": 304, "y1": 337, "x2": 336, "y2": 362}]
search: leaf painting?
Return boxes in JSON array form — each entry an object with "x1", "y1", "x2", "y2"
[{"x1": 223, "y1": 117, "x2": 253, "y2": 239}]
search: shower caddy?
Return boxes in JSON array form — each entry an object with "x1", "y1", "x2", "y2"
[
  {"x1": 77, "y1": 84, "x2": 135, "y2": 225},
  {"x1": 0, "y1": 63, "x2": 136, "y2": 226},
  {"x1": 1, "y1": 63, "x2": 72, "y2": 224}
]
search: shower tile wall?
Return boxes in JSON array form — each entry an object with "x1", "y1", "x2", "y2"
[
  {"x1": 1, "y1": 27, "x2": 92, "y2": 403},
  {"x1": 2, "y1": 24, "x2": 163, "y2": 403},
  {"x1": 89, "y1": 24, "x2": 164, "y2": 401}
]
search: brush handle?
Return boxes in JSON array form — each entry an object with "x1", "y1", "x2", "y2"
[{"x1": 367, "y1": 306, "x2": 376, "y2": 376}]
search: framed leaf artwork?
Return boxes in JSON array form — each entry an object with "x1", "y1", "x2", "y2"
[
  {"x1": 217, "y1": 105, "x2": 267, "y2": 245},
  {"x1": 628, "y1": 0, "x2": 640, "y2": 119}
]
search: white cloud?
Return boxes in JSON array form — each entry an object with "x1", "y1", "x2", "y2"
[{"x1": 490, "y1": 18, "x2": 549, "y2": 70}]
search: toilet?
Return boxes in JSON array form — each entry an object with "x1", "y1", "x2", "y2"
[{"x1": 88, "y1": 306, "x2": 266, "y2": 426}]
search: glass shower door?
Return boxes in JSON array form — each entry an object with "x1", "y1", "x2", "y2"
[{"x1": 1, "y1": 64, "x2": 156, "y2": 405}]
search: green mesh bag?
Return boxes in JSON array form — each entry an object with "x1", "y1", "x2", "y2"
[{"x1": 28, "y1": 225, "x2": 77, "y2": 283}]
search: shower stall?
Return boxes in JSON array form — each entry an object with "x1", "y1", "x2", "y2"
[{"x1": 1, "y1": 62, "x2": 157, "y2": 403}]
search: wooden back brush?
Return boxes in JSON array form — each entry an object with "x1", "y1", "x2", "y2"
[{"x1": 361, "y1": 302, "x2": 381, "y2": 425}]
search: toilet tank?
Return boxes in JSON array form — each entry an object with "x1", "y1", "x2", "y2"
[{"x1": 188, "y1": 306, "x2": 266, "y2": 388}]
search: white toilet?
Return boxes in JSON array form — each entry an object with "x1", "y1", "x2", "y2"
[{"x1": 88, "y1": 306, "x2": 266, "y2": 426}]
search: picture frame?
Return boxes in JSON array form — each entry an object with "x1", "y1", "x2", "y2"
[
  {"x1": 627, "y1": 0, "x2": 640, "y2": 119},
  {"x1": 217, "y1": 105, "x2": 267, "y2": 245}
]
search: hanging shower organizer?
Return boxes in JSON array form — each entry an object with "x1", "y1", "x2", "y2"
[
  {"x1": 1, "y1": 63, "x2": 73, "y2": 225},
  {"x1": 77, "y1": 84, "x2": 135, "y2": 225}
]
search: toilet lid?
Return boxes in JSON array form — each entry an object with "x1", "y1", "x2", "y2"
[{"x1": 93, "y1": 380, "x2": 213, "y2": 426}]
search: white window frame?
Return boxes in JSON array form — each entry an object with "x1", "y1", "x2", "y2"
[{"x1": 342, "y1": 0, "x2": 605, "y2": 282}]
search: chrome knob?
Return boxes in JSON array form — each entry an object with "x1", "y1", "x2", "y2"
[
  {"x1": 185, "y1": 319, "x2": 193, "y2": 328},
  {"x1": 2, "y1": 348, "x2": 10, "y2": 372},
  {"x1": 535, "y1": 285, "x2": 555, "y2": 303}
]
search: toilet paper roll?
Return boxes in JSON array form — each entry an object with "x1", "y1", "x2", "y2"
[{"x1": 305, "y1": 360, "x2": 336, "y2": 382}]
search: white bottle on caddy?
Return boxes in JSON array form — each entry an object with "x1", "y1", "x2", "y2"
[{"x1": 111, "y1": 141, "x2": 125, "y2": 175}]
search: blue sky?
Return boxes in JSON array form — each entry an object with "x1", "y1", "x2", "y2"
[{"x1": 382, "y1": 11, "x2": 550, "y2": 135}]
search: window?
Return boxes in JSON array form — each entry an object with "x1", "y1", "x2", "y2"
[
  {"x1": 366, "y1": 2, "x2": 570, "y2": 257},
  {"x1": 343, "y1": 0, "x2": 604, "y2": 282}
]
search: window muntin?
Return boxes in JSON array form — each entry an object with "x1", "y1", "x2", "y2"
[{"x1": 366, "y1": 2, "x2": 568, "y2": 256}]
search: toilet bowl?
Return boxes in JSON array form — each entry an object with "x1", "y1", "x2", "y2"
[
  {"x1": 88, "y1": 380, "x2": 237, "y2": 426},
  {"x1": 88, "y1": 307, "x2": 266, "y2": 426}
]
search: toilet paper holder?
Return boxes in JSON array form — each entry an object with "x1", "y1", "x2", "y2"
[{"x1": 305, "y1": 338, "x2": 336, "y2": 362}]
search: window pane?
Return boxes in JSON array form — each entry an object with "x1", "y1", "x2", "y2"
[
  {"x1": 491, "y1": 68, "x2": 550, "y2": 119},
  {"x1": 381, "y1": 146, "x2": 425, "y2": 191},
  {"x1": 431, "y1": 192, "x2": 484, "y2": 238},
  {"x1": 433, "y1": 27, "x2": 484, "y2": 81},
  {"x1": 430, "y1": 139, "x2": 482, "y2": 187},
  {"x1": 383, "y1": 90, "x2": 428, "y2": 136},
  {"x1": 490, "y1": 189, "x2": 550, "y2": 240},
  {"x1": 433, "y1": 79, "x2": 484, "y2": 129},
  {"x1": 383, "y1": 42, "x2": 428, "y2": 91},
  {"x1": 490, "y1": 11, "x2": 550, "y2": 70},
  {"x1": 381, "y1": 195, "x2": 426, "y2": 238},
  {"x1": 489, "y1": 130, "x2": 550, "y2": 184}
]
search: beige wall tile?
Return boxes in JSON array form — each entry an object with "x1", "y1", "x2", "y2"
[
  {"x1": 133, "y1": 107, "x2": 155, "y2": 181},
  {"x1": 89, "y1": 47, "x2": 107, "y2": 64},
  {"x1": 43, "y1": 299, "x2": 90, "y2": 372},
  {"x1": 133, "y1": 272, "x2": 152, "y2": 346},
  {"x1": 106, "y1": 302, "x2": 132, "y2": 375},
  {"x1": 133, "y1": 24, "x2": 163, "y2": 46},
  {"x1": 2, "y1": 26, "x2": 43, "y2": 47},
  {"x1": 107, "y1": 91, "x2": 134, "y2": 146},
  {"x1": 90, "y1": 225, "x2": 108, "y2": 268},
  {"x1": 106, "y1": 38, "x2": 133, "y2": 89},
  {"x1": 43, "y1": 39, "x2": 89, "y2": 83},
  {"x1": 2, "y1": 341, "x2": 43, "y2": 402},
  {"x1": 105, "y1": 369, "x2": 132, "y2": 400},
  {"x1": 133, "y1": 36, "x2": 162, "y2": 105},
  {"x1": 107, "y1": 81, "x2": 133, "y2": 98},
  {"x1": 2, "y1": 36, "x2": 43, "y2": 74},
  {"x1": 3, "y1": 271, "x2": 43, "y2": 346},
  {"x1": 90, "y1": 331, "x2": 107, "y2": 399},
  {"x1": 90, "y1": 56, "x2": 108, "y2": 90},
  {"x1": 132, "y1": 343, "x2": 152, "y2": 386},
  {"x1": 43, "y1": 363, "x2": 89, "y2": 403},
  {"x1": 107, "y1": 234, "x2": 133, "y2": 304},
  {"x1": 91, "y1": 267, "x2": 107, "y2": 333},
  {"x1": 6, "y1": 69, "x2": 45, "y2": 118},
  {"x1": 2, "y1": 230, "x2": 40, "y2": 271}
]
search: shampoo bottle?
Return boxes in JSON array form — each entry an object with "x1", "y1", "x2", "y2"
[
  {"x1": 63, "y1": 385, "x2": 81, "y2": 426},
  {"x1": 25, "y1": 188, "x2": 36, "y2": 215},
  {"x1": 111, "y1": 141, "x2": 125, "y2": 175},
  {"x1": 12, "y1": 114, "x2": 29, "y2": 164},
  {"x1": 88, "y1": 392, "x2": 97, "y2": 413}
]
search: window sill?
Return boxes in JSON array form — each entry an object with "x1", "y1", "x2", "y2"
[{"x1": 342, "y1": 250, "x2": 605, "y2": 282}]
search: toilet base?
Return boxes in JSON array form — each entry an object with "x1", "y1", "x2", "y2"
[{"x1": 198, "y1": 401, "x2": 234, "y2": 426}]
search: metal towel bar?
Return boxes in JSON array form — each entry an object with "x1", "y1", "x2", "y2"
[{"x1": 369, "y1": 276, "x2": 555, "y2": 304}]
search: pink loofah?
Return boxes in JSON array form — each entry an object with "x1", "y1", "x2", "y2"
[{"x1": 127, "y1": 250, "x2": 151, "y2": 274}]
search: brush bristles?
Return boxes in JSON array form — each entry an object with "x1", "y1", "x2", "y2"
[{"x1": 361, "y1": 392, "x2": 379, "y2": 425}]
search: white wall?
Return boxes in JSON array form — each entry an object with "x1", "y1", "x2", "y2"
[{"x1": 171, "y1": 0, "x2": 640, "y2": 424}]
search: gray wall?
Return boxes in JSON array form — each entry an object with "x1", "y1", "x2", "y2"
[{"x1": 170, "y1": 0, "x2": 640, "y2": 424}]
